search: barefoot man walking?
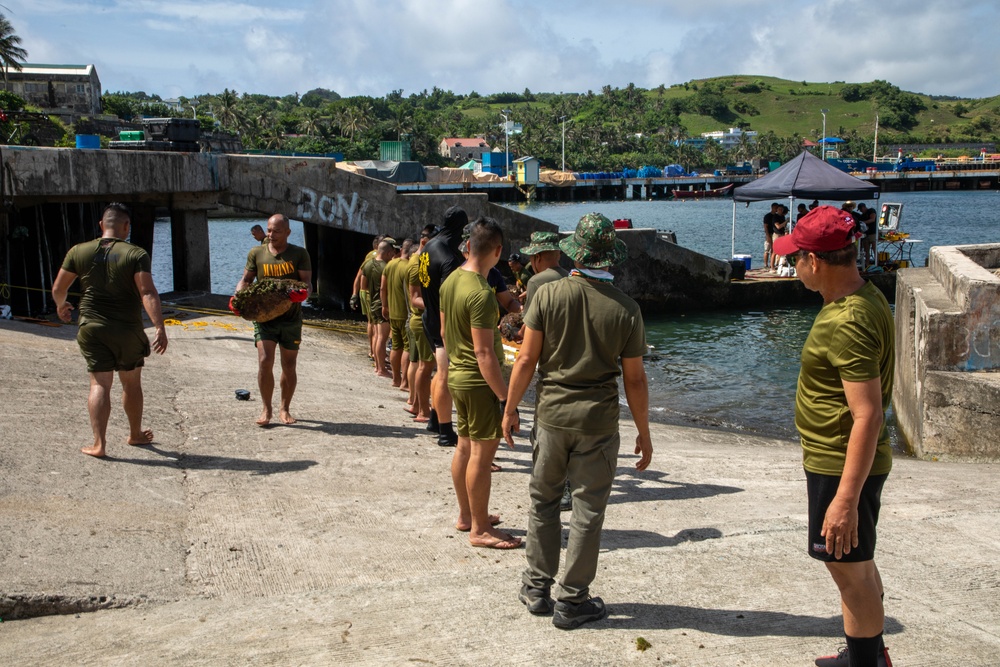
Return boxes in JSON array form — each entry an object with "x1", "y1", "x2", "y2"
[
  {"x1": 235, "y1": 213, "x2": 312, "y2": 426},
  {"x1": 52, "y1": 202, "x2": 168, "y2": 457}
]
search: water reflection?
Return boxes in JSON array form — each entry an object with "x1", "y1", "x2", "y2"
[{"x1": 644, "y1": 307, "x2": 816, "y2": 438}]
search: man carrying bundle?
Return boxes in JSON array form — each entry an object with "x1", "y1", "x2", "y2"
[{"x1": 235, "y1": 213, "x2": 312, "y2": 426}]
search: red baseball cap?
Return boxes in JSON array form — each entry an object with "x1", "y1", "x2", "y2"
[{"x1": 773, "y1": 205, "x2": 860, "y2": 256}]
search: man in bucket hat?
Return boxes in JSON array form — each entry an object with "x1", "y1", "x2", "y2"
[
  {"x1": 775, "y1": 206, "x2": 895, "y2": 667},
  {"x1": 503, "y1": 212, "x2": 653, "y2": 629},
  {"x1": 519, "y1": 231, "x2": 568, "y2": 313}
]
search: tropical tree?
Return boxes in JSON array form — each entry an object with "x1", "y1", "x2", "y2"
[
  {"x1": 298, "y1": 108, "x2": 323, "y2": 137},
  {"x1": 733, "y1": 132, "x2": 754, "y2": 161},
  {"x1": 703, "y1": 141, "x2": 729, "y2": 170},
  {"x1": 0, "y1": 14, "x2": 27, "y2": 84},
  {"x1": 215, "y1": 88, "x2": 241, "y2": 130}
]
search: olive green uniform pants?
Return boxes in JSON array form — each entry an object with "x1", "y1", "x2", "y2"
[{"x1": 522, "y1": 424, "x2": 620, "y2": 604}]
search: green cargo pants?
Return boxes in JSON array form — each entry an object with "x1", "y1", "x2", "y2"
[{"x1": 522, "y1": 424, "x2": 620, "y2": 604}]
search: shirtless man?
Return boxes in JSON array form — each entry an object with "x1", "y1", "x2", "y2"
[
  {"x1": 52, "y1": 202, "x2": 168, "y2": 457},
  {"x1": 235, "y1": 213, "x2": 312, "y2": 426}
]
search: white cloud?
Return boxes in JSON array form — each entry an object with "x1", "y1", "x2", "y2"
[{"x1": 6, "y1": 0, "x2": 998, "y2": 98}]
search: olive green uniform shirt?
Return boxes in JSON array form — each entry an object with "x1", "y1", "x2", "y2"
[
  {"x1": 383, "y1": 257, "x2": 410, "y2": 321},
  {"x1": 523, "y1": 266, "x2": 569, "y2": 314},
  {"x1": 796, "y1": 281, "x2": 894, "y2": 476},
  {"x1": 440, "y1": 268, "x2": 502, "y2": 391},
  {"x1": 362, "y1": 258, "x2": 387, "y2": 312},
  {"x1": 525, "y1": 275, "x2": 646, "y2": 436},
  {"x1": 406, "y1": 254, "x2": 424, "y2": 317},
  {"x1": 61, "y1": 238, "x2": 151, "y2": 327},
  {"x1": 245, "y1": 243, "x2": 312, "y2": 322}
]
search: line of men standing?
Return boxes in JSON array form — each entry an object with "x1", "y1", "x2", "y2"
[{"x1": 51, "y1": 202, "x2": 896, "y2": 662}]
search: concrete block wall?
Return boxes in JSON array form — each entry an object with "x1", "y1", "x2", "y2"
[{"x1": 894, "y1": 244, "x2": 1000, "y2": 460}]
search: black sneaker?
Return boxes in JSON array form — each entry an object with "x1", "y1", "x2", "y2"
[
  {"x1": 437, "y1": 431, "x2": 457, "y2": 447},
  {"x1": 559, "y1": 481, "x2": 572, "y2": 512},
  {"x1": 518, "y1": 584, "x2": 553, "y2": 616},
  {"x1": 426, "y1": 410, "x2": 439, "y2": 433},
  {"x1": 815, "y1": 645, "x2": 893, "y2": 667},
  {"x1": 552, "y1": 596, "x2": 607, "y2": 630}
]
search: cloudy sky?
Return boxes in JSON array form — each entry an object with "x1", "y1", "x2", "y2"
[{"x1": 9, "y1": 0, "x2": 998, "y2": 100}]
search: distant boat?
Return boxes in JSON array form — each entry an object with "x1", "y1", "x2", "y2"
[{"x1": 671, "y1": 183, "x2": 735, "y2": 199}]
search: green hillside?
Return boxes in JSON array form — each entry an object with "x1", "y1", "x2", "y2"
[{"x1": 97, "y1": 76, "x2": 999, "y2": 172}]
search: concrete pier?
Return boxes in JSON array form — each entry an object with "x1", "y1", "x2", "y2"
[
  {"x1": 894, "y1": 244, "x2": 1000, "y2": 460},
  {"x1": 0, "y1": 147, "x2": 750, "y2": 315}
]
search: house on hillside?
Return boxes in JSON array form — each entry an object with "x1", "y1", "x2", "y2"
[
  {"x1": 701, "y1": 127, "x2": 757, "y2": 149},
  {"x1": 3, "y1": 64, "x2": 103, "y2": 116},
  {"x1": 439, "y1": 137, "x2": 491, "y2": 162}
]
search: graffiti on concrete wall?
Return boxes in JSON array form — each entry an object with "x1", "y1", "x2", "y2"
[
  {"x1": 298, "y1": 187, "x2": 370, "y2": 232},
  {"x1": 956, "y1": 320, "x2": 1000, "y2": 370}
]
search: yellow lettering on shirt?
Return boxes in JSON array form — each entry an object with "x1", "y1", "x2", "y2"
[{"x1": 261, "y1": 261, "x2": 295, "y2": 278}]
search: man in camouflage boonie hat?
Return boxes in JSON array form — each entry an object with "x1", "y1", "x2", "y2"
[
  {"x1": 520, "y1": 231, "x2": 562, "y2": 256},
  {"x1": 519, "y1": 231, "x2": 568, "y2": 314},
  {"x1": 503, "y1": 213, "x2": 651, "y2": 629},
  {"x1": 558, "y1": 212, "x2": 628, "y2": 269}
]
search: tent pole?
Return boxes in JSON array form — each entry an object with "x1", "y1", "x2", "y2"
[{"x1": 731, "y1": 201, "x2": 736, "y2": 260}]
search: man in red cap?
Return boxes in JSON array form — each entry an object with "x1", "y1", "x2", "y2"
[{"x1": 774, "y1": 206, "x2": 895, "y2": 667}]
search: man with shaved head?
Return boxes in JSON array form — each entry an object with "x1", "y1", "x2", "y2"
[
  {"x1": 52, "y1": 202, "x2": 168, "y2": 457},
  {"x1": 236, "y1": 213, "x2": 313, "y2": 426}
]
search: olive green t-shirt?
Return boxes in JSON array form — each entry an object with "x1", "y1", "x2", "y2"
[
  {"x1": 406, "y1": 254, "x2": 424, "y2": 317},
  {"x1": 523, "y1": 266, "x2": 569, "y2": 314},
  {"x1": 364, "y1": 258, "x2": 387, "y2": 311},
  {"x1": 796, "y1": 281, "x2": 894, "y2": 476},
  {"x1": 383, "y1": 257, "x2": 409, "y2": 321},
  {"x1": 358, "y1": 250, "x2": 376, "y2": 292},
  {"x1": 525, "y1": 275, "x2": 646, "y2": 435},
  {"x1": 61, "y1": 238, "x2": 151, "y2": 327},
  {"x1": 440, "y1": 268, "x2": 503, "y2": 391},
  {"x1": 245, "y1": 243, "x2": 312, "y2": 322}
]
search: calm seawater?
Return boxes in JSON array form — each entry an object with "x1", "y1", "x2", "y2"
[{"x1": 149, "y1": 191, "x2": 998, "y2": 442}]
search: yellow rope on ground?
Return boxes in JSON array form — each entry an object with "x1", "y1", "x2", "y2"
[{"x1": 162, "y1": 303, "x2": 365, "y2": 336}]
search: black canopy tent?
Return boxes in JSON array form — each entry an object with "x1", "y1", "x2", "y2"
[{"x1": 730, "y1": 151, "x2": 880, "y2": 257}]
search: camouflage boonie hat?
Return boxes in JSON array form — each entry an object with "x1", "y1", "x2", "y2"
[
  {"x1": 520, "y1": 231, "x2": 562, "y2": 256},
  {"x1": 559, "y1": 212, "x2": 628, "y2": 269}
]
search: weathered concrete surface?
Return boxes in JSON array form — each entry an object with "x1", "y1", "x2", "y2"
[
  {"x1": 614, "y1": 229, "x2": 732, "y2": 312},
  {"x1": 895, "y1": 244, "x2": 1000, "y2": 460},
  {"x1": 1, "y1": 313, "x2": 999, "y2": 666}
]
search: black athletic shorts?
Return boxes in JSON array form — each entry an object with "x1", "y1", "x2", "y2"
[{"x1": 806, "y1": 470, "x2": 888, "y2": 562}]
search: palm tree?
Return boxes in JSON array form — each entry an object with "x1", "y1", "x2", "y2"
[
  {"x1": 299, "y1": 108, "x2": 322, "y2": 137},
  {"x1": 389, "y1": 107, "x2": 412, "y2": 141},
  {"x1": 215, "y1": 89, "x2": 241, "y2": 130},
  {"x1": 0, "y1": 14, "x2": 28, "y2": 84},
  {"x1": 734, "y1": 132, "x2": 754, "y2": 161}
]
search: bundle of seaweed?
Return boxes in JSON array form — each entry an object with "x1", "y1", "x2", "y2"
[
  {"x1": 498, "y1": 311, "x2": 523, "y2": 343},
  {"x1": 230, "y1": 279, "x2": 309, "y2": 322}
]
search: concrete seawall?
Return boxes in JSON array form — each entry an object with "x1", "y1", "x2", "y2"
[
  {"x1": 0, "y1": 146, "x2": 778, "y2": 315},
  {"x1": 894, "y1": 244, "x2": 1000, "y2": 460}
]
